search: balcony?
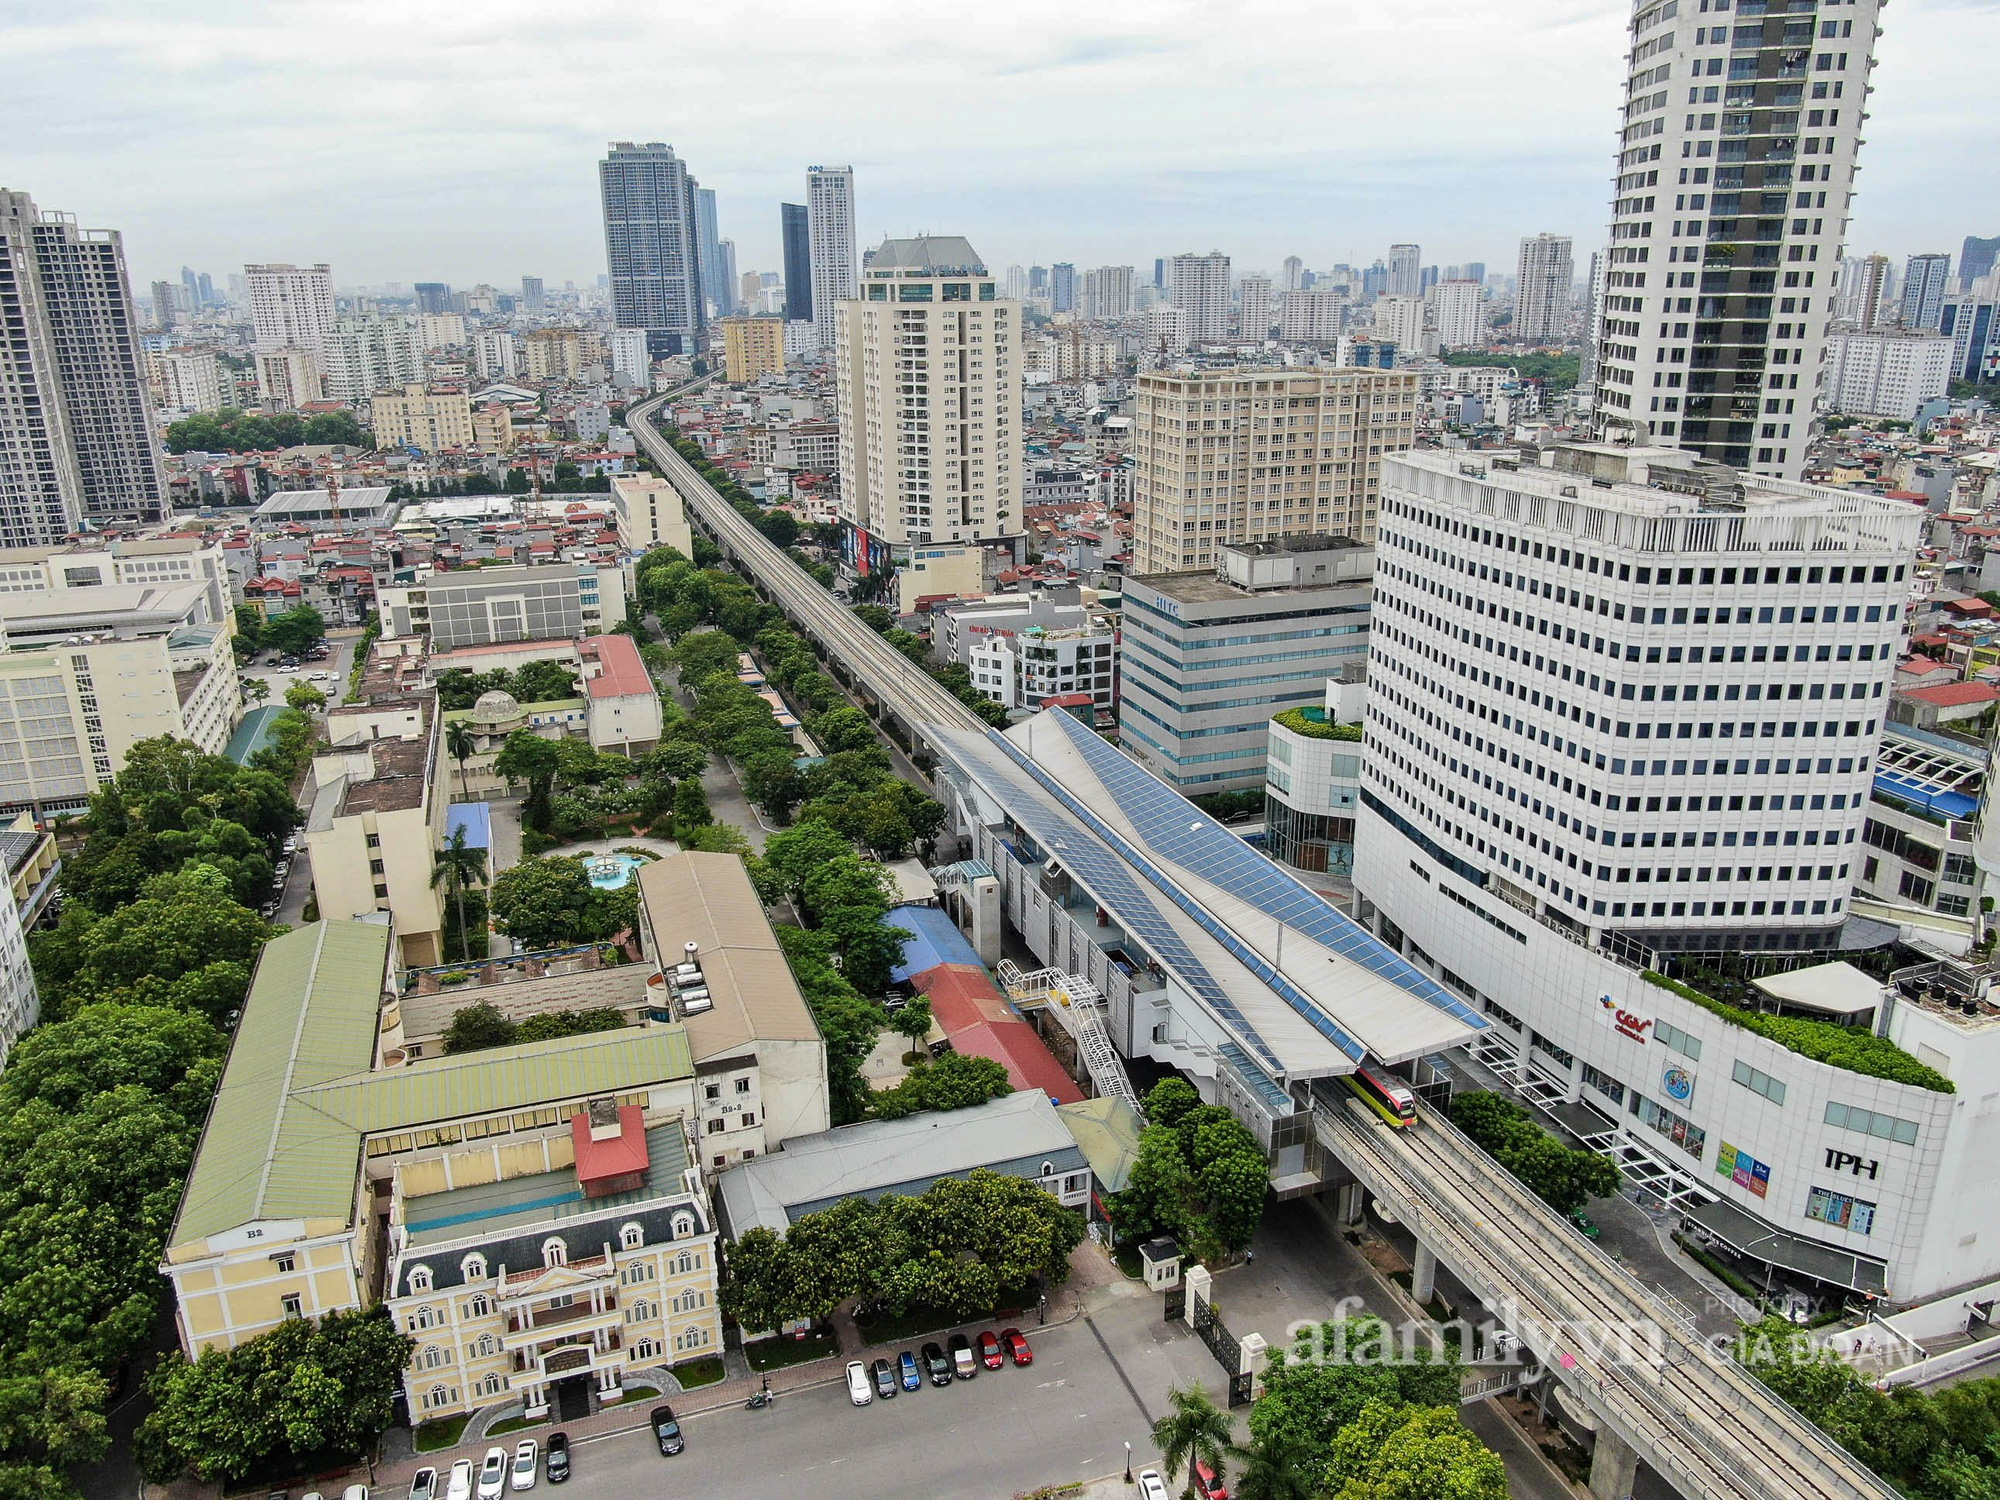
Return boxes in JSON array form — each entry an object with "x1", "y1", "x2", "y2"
[
  {"x1": 495, "y1": 1254, "x2": 610, "y2": 1299},
  {"x1": 504, "y1": 1294, "x2": 618, "y2": 1338},
  {"x1": 506, "y1": 1332, "x2": 624, "y2": 1387}
]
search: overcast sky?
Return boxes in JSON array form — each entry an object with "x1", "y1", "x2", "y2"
[{"x1": 7, "y1": 0, "x2": 1995, "y2": 292}]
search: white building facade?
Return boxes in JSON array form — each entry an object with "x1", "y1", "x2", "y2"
[
  {"x1": 1513, "y1": 233, "x2": 1574, "y2": 343},
  {"x1": 1168, "y1": 252, "x2": 1231, "y2": 343},
  {"x1": 1827, "y1": 331, "x2": 1952, "y2": 421},
  {"x1": 806, "y1": 165, "x2": 857, "y2": 351}
]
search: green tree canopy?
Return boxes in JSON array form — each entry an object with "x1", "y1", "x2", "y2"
[
  {"x1": 1324, "y1": 1400, "x2": 1508, "y2": 1500},
  {"x1": 1106, "y1": 1077, "x2": 1270, "y2": 1257},
  {"x1": 869, "y1": 1050, "x2": 1012, "y2": 1120},
  {"x1": 1448, "y1": 1091, "x2": 1620, "y2": 1215},
  {"x1": 262, "y1": 604, "x2": 327, "y2": 659},
  {"x1": 488, "y1": 855, "x2": 626, "y2": 951}
]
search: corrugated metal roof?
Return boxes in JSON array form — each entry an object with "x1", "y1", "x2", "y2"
[
  {"x1": 173, "y1": 922, "x2": 390, "y2": 1245},
  {"x1": 171, "y1": 920, "x2": 696, "y2": 1253}
]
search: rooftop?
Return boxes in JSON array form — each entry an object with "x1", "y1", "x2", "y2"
[
  {"x1": 928, "y1": 709, "x2": 1483, "y2": 1083},
  {"x1": 715, "y1": 1091, "x2": 1085, "y2": 1236},
  {"x1": 864, "y1": 236, "x2": 987, "y2": 277},
  {"x1": 338, "y1": 735, "x2": 432, "y2": 814},
  {"x1": 396, "y1": 958, "x2": 653, "y2": 1042},
  {"x1": 581, "y1": 633, "x2": 652, "y2": 699},
  {"x1": 402, "y1": 1121, "x2": 691, "y2": 1247}
]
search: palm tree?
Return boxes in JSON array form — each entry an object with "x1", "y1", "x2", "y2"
[
  {"x1": 432, "y1": 826, "x2": 488, "y2": 962},
  {"x1": 445, "y1": 719, "x2": 476, "y2": 801},
  {"x1": 1152, "y1": 1384, "x2": 1233, "y2": 1499},
  {"x1": 1227, "y1": 1427, "x2": 1318, "y2": 1500}
]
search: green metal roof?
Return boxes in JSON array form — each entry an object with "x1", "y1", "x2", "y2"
[
  {"x1": 172, "y1": 920, "x2": 695, "y2": 1252},
  {"x1": 173, "y1": 922, "x2": 391, "y2": 1246},
  {"x1": 1056, "y1": 1096, "x2": 1146, "y2": 1195}
]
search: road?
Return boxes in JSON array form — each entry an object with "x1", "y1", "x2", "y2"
[{"x1": 241, "y1": 632, "x2": 359, "y2": 926}]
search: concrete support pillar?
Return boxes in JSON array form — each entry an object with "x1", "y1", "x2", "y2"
[
  {"x1": 1411, "y1": 1242, "x2": 1438, "y2": 1306},
  {"x1": 1588, "y1": 1427, "x2": 1639, "y2": 1500},
  {"x1": 1338, "y1": 1182, "x2": 1364, "y2": 1226}
]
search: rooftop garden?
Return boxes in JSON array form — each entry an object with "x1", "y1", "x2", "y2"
[
  {"x1": 1642, "y1": 970, "x2": 1954, "y2": 1093},
  {"x1": 1273, "y1": 706, "x2": 1363, "y2": 742}
]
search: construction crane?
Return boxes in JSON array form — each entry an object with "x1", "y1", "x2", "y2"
[{"x1": 324, "y1": 473, "x2": 342, "y2": 523}]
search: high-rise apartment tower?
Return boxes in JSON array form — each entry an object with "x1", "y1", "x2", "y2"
[
  {"x1": 807, "y1": 166, "x2": 857, "y2": 350},
  {"x1": 1513, "y1": 232, "x2": 1574, "y2": 342},
  {"x1": 598, "y1": 142, "x2": 704, "y2": 357},
  {"x1": 781, "y1": 203, "x2": 812, "y2": 323}
]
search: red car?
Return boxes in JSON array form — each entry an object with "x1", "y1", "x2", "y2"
[
  {"x1": 1000, "y1": 1327, "x2": 1032, "y2": 1366},
  {"x1": 976, "y1": 1330, "x2": 1004, "y2": 1370},
  {"x1": 1192, "y1": 1458, "x2": 1229, "y2": 1500}
]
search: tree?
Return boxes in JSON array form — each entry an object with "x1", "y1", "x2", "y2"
[
  {"x1": 1105, "y1": 1077, "x2": 1269, "y2": 1256},
  {"x1": 1195, "y1": 1116, "x2": 1273, "y2": 1254},
  {"x1": 136, "y1": 1309, "x2": 414, "y2": 1485},
  {"x1": 0, "y1": 1002, "x2": 223, "y2": 1123},
  {"x1": 776, "y1": 926, "x2": 883, "y2": 1125},
  {"x1": 511, "y1": 659, "x2": 580, "y2": 703},
  {"x1": 891, "y1": 995, "x2": 933, "y2": 1061},
  {"x1": 672, "y1": 777, "x2": 713, "y2": 838},
  {"x1": 494, "y1": 729, "x2": 561, "y2": 833},
  {"x1": 1153, "y1": 1384, "x2": 1234, "y2": 1498},
  {"x1": 244, "y1": 677, "x2": 270, "y2": 704},
  {"x1": 1227, "y1": 1426, "x2": 1320, "y2": 1500},
  {"x1": 488, "y1": 855, "x2": 613, "y2": 951},
  {"x1": 302, "y1": 411, "x2": 367, "y2": 447},
  {"x1": 262, "y1": 604, "x2": 327, "y2": 659},
  {"x1": 445, "y1": 718, "x2": 476, "y2": 799},
  {"x1": 1448, "y1": 1092, "x2": 1620, "y2": 1215},
  {"x1": 1108, "y1": 1124, "x2": 1198, "y2": 1247},
  {"x1": 441, "y1": 1001, "x2": 519, "y2": 1054},
  {"x1": 870, "y1": 1051, "x2": 1012, "y2": 1121},
  {"x1": 671, "y1": 629, "x2": 745, "y2": 686},
  {"x1": 284, "y1": 679, "x2": 326, "y2": 712},
  {"x1": 851, "y1": 603, "x2": 895, "y2": 633},
  {"x1": 233, "y1": 604, "x2": 266, "y2": 659},
  {"x1": 1324, "y1": 1400, "x2": 1507, "y2": 1500},
  {"x1": 432, "y1": 826, "x2": 488, "y2": 963},
  {"x1": 1248, "y1": 1318, "x2": 1464, "y2": 1486}
]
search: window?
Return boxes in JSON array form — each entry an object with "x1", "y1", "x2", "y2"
[
  {"x1": 468, "y1": 1295, "x2": 491, "y2": 1318},
  {"x1": 542, "y1": 1239, "x2": 567, "y2": 1269},
  {"x1": 703, "y1": 1083, "x2": 720, "y2": 1102},
  {"x1": 477, "y1": 1373, "x2": 504, "y2": 1398},
  {"x1": 272, "y1": 1253, "x2": 297, "y2": 1274},
  {"x1": 620, "y1": 1224, "x2": 644, "y2": 1251},
  {"x1": 672, "y1": 1211, "x2": 697, "y2": 1239},
  {"x1": 281, "y1": 1293, "x2": 303, "y2": 1318},
  {"x1": 1653, "y1": 1020, "x2": 1702, "y2": 1060},
  {"x1": 734, "y1": 1077, "x2": 752, "y2": 1095},
  {"x1": 631, "y1": 1337, "x2": 660, "y2": 1361},
  {"x1": 473, "y1": 1334, "x2": 496, "y2": 1358},
  {"x1": 1806, "y1": 1186, "x2": 1876, "y2": 1234},
  {"x1": 412, "y1": 1304, "x2": 441, "y2": 1331},
  {"x1": 1636, "y1": 1096, "x2": 1707, "y2": 1159},
  {"x1": 1732, "y1": 1060, "x2": 1787, "y2": 1104},
  {"x1": 1824, "y1": 1101, "x2": 1919, "y2": 1145},
  {"x1": 422, "y1": 1385, "x2": 454, "y2": 1412},
  {"x1": 461, "y1": 1253, "x2": 487, "y2": 1281},
  {"x1": 409, "y1": 1265, "x2": 433, "y2": 1293},
  {"x1": 420, "y1": 1344, "x2": 451, "y2": 1369}
]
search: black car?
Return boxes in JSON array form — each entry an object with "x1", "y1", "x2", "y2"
[
  {"x1": 921, "y1": 1340, "x2": 952, "y2": 1387},
  {"x1": 545, "y1": 1433, "x2": 569, "y2": 1484},
  {"x1": 869, "y1": 1357, "x2": 897, "y2": 1399},
  {"x1": 649, "y1": 1405, "x2": 684, "y2": 1456},
  {"x1": 947, "y1": 1332, "x2": 978, "y2": 1380}
]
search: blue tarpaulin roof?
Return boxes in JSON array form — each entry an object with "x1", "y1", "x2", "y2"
[
  {"x1": 446, "y1": 802, "x2": 492, "y2": 850},
  {"x1": 885, "y1": 904, "x2": 982, "y2": 984}
]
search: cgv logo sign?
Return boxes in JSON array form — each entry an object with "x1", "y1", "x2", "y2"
[{"x1": 1599, "y1": 994, "x2": 1653, "y2": 1043}]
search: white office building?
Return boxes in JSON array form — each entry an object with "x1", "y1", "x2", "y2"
[
  {"x1": 1168, "y1": 252, "x2": 1232, "y2": 344},
  {"x1": 150, "y1": 349, "x2": 223, "y2": 415},
  {"x1": 1279, "y1": 289, "x2": 1347, "y2": 343},
  {"x1": 1593, "y1": 0, "x2": 1883, "y2": 479},
  {"x1": 1430, "y1": 279, "x2": 1486, "y2": 349},
  {"x1": 1827, "y1": 330, "x2": 1953, "y2": 421},
  {"x1": 1388, "y1": 244, "x2": 1421, "y2": 298},
  {"x1": 1084, "y1": 265, "x2": 1135, "y2": 320},
  {"x1": 1513, "y1": 233, "x2": 1574, "y2": 343},
  {"x1": 605, "y1": 328, "x2": 651, "y2": 389},
  {"x1": 1374, "y1": 294, "x2": 1426, "y2": 354},
  {"x1": 1348, "y1": 443, "x2": 2000, "y2": 1302},
  {"x1": 833, "y1": 236, "x2": 1021, "y2": 550},
  {"x1": 807, "y1": 165, "x2": 857, "y2": 351}
]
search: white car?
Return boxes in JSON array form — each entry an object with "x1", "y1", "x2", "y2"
[
  {"x1": 476, "y1": 1447, "x2": 507, "y2": 1500},
  {"x1": 1137, "y1": 1472, "x2": 1170, "y2": 1500},
  {"x1": 341, "y1": 1485, "x2": 369, "y2": 1500},
  {"x1": 845, "y1": 1358, "x2": 872, "y2": 1406},
  {"x1": 509, "y1": 1440, "x2": 538, "y2": 1491},
  {"x1": 444, "y1": 1460, "x2": 474, "y2": 1500}
]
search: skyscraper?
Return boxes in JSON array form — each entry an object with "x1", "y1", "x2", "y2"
[
  {"x1": 1168, "y1": 251, "x2": 1231, "y2": 343},
  {"x1": 1900, "y1": 253, "x2": 1952, "y2": 331},
  {"x1": 150, "y1": 279, "x2": 180, "y2": 329},
  {"x1": 0, "y1": 191, "x2": 165, "y2": 540},
  {"x1": 520, "y1": 275, "x2": 545, "y2": 313},
  {"x1": 1512, "y1": 232, "x2": 1574, "y2": 343},
  {"x1": 718, "y1": 240, "x2": 738, "y2": 317},
  {"x1": 1154, "y1": 258, "x2": 1165, "y2": 290},
  {"x1": 1961, "y1": 235, "x2": 2000, "y2": 291},
  {"x1": 1430, "y1": 279, "x2": 1486, "y2": 348},
  {"x1": 1845, "y1": 254, "x2": 1892, "y2": 329},
  {"x1": 781, "y1": 203, "x2": 812, "y2": 322},
  {"x1": 413, "y1": 282, "x2": 452, "y2": 315},
  {"x1": 1592, "y1": 0, "x2": 1884, "y2": 478},
  {"x1": 1283, "y1": 255, "x2": 1304, "y2": 293},
  {"x1": 1465, "y1": 261, "x2": 1486, "y2": 288},
  {"x1": 1387, "y1": 243, "x2": 1420, "y2": 297},
  {"x1": 599, "y1": 141, "x2": 705, "y2": 357},
  {"x1": 834, "y1": 236, "x2": 1020, "y2": 549},
  {"x1": 1578, "y1": 248, "x2": 1607, "y2": 402},
  {"x1": 246, "y1": 263, "x2": 335, "y2": 353},
  {"x1": 1238, "y1": 274, "x2": 1272, "y2": 340},
  {"x1": 1050, "y1": 262, "x2": 1075, "y2": 314},
  {"x1": 1083, "y1": 265, "x2": 1133, "y2": 319},
  {"x1": 695, "y1": 187, "x2": 725, "y2": 320},
  {"x1": 806, "y1": 165, "x2": 856, "y2": 351}
]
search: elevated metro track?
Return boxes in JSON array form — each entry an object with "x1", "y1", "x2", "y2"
[{"x1": 628, "y1": 389, "x2": 1896, "y2": 1500}]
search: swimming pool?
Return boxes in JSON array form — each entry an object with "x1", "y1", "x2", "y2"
[{"x1": 587, "y1": 853, "x2": 647, "y2": 890}]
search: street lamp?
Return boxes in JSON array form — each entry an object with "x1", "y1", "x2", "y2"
[{"x1": 1124, "y1": 1441, "x2": 1133, "y2": 1484}]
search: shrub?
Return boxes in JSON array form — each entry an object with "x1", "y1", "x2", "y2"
[
  {"x1": 1272, "y1": 707, "x2": 1363, "y2": 741},
  {"x1": 1642, "y1": 971, "x2": 1953, "y2": 1093}
]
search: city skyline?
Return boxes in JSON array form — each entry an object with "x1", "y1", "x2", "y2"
[{"x1": 10, "y1": 0, "x2": 1993, "y2": 289}]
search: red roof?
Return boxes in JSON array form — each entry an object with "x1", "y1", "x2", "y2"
[
  {"x1": 1899, "y1": 658, "x2": 1955, "y2": 677},
  {"x1": 581, "y1": 633, "x2": 652, "y2": 699},
  {"x1": 1905, "y1": 682, "x2": 2000, "y2": 707},
  {"x1": 912, "y1": 965, "x2": 1077, "y2": 1104},
  {"x1": 570, "y1": 1104, "x2": 650, "y2": 1185},
  {"x1": 917, "y1": 964, "x2": 1016, "y2": 1029}
]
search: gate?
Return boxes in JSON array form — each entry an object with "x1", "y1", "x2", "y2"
[
  {"x1": 1163, "y1": 1284, "x2": 1185, "y2": 1323},
  {"x1": 1187, "y1": 1286, "x2": 1254, "y2": 1408}
]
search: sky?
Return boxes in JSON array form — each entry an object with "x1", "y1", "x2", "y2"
[{"x1": 7, "y1": 0, "x2": 1996, "y2": 292}]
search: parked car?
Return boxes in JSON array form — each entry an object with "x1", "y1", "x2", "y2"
[
  {"x1": 869, "y1": 1357, "x2": 897, "y2": 1399},
  {"x1": 845, "y1": 1359, "x2": 872, "y2": 1406},
  {"x1": 476, "y1": 1449, "x2": 507, "y2": 1500},
  {"x1": 1138, "y1": 1471, "x2": 1170, "y2": 1500},
  {"x1": 510, "y1": 1440, "x2": 538, "y2": 1491},
  {"x1": 444, "y1": 1460, "x2": 474, "y2": 1500},
  {"x1": 948, "y1": 1332, "x2": 978, "y2": 1380},
  {"x1": 408, "y1": 1470, "x2": 436, "y2": 1500},
  {"x1": 1192, "y1": 1459, "x2": 1230, "y2": 1500},
  {"x1": 649, "y1": 1405, "x2": 684, "y2": 1455},
  {"x1": 341, "y1": 1485, "x2": 367, "y2": 1500},
  {"x1": 898, "y1": 1349, "x2": 921, "y2": 1391},
  {"x1": 544, "y1": 1433, "x2": 569, "y2": 1485},
  {"x1": 1567, "y1": 1211, "x2": 1600, "y2": 1240},
  {"x1": 976, "y1": 1329, "x2": 1003, "y2": 1370},
  {"x1": 921, "y1": 1341, "x2": 952, "y2": 1387},
  {"x1": 1000, "y1": 1327, "x2": 1032, "y2": 1366}
]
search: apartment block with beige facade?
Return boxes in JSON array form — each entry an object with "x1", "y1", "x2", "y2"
[
  {"x1": 304, "y1": 695, "x2": 449, "y2": 966},
  {"x1": 164, "y1": 920, "x2": 722, "y2": 1422},
  {"x1": 371, "y1": 385, "x2": 475, "y2": 453},
  {"x1": 719, "y1": 316, "x2": 785, "y2": 384},
  {"x1": 611, "y1": 474, "x2": 692, "y2": 562},
  {"x1": 1128, "y1": 367, "x2": 1417, "y2": 572},
  {"x1": 471, "y1": 403, "x2": 516, "y2": 453}
]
